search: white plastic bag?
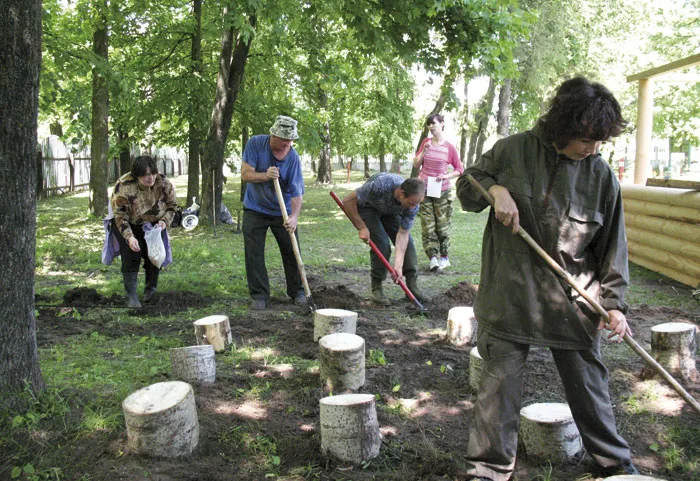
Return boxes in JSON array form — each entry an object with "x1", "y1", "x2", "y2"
[{"x1": 144, "y1": 226, "x2": 166, "y2": 268}]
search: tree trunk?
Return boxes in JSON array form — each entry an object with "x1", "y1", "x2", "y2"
[
  {"x1": 186, "y1": 0, "x2": 203, "y2": 207},
  {"x1": 0, "y1": 0, "x2": 45, "y2": 408},
  {"x1": 467, "y1": 77, "x2": 496, "y2": 166},
  {"x1": 117, "y1": 128, "x2": 131, "y2": 178},
  {"x1": 496, "y1": 78, "x2": 511, "y2": 139},
  {"x1": 459, "y1": 80, "x2": 469, "y2": 164},
  {"x1": 379, "y1": 152, "x2": 387, "y2": 173},
  {"x1": 410, "y1": 89, "x2": 448, "y2": 178},
  {"x1": 317, "y1": 121, "x2": 332, "y2": 183},
  {"x1": 89, "y1": 1, "x2": 110, "y2": 217},
  {"x1": 363, "y1": 153, "x2": 370, "y2": 178},
  {"x1": 200, "y1": 7, "x2": 256, "y2": 225}
]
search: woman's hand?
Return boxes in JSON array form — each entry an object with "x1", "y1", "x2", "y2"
[
  {"x1": 598, "y1": 309, "x2": 632, "y2": 342},
  {"x1": 128, "y1": 237, "x2": 140, "y2": 252},
  {"x1": 157, "y1": 220, "x2": 167, "y2": 230},
  {"x1": 489, "y1": 185, "x2": 520, "y2": 234}
]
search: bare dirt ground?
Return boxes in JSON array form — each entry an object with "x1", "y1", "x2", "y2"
[{"x1": 32, "y1": 271, "x2": 700, "y2": 481}]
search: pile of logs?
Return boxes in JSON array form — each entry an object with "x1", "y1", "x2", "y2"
[{"x1": 622, "y1": 184, "x2": 700, "y2": 288}]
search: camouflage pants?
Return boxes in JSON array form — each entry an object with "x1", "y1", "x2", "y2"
[{"x1": 419, "y1": 189, "x2": 453, "y2": 259}]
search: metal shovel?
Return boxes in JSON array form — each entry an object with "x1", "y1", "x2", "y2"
[{"x1": 273, "y1": 178, "x2": 315, "y2": 312}]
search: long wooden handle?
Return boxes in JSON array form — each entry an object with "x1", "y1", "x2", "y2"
[
  {"x1": 273, "y1": 178, "x2": 311, "y2": 299},
  {"x1": 466, "y1": 173, "x2": 700, "y2": 415}
]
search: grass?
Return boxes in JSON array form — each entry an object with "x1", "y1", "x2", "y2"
[{"x1": 3, "y1": 168, "x2": 700, "y2": 481}]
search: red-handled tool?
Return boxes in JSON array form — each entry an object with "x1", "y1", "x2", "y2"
[{"x1": 330, "y1": 191, "x2": 427, "y2": 312}]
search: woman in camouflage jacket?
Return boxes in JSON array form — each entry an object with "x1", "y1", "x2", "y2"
[{"x1": 111, "y1": 155, "x2": 178, "y2": 307}]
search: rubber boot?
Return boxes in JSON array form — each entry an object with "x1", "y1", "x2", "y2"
[
  {"x1": 370, "y1": 279, "x2": 390, "y2": 306},
  {"x1": 143, "y1": 268, "x2": 159, "y2": 303},
  {"x1": 405, "y1": 276, "x2": 429, "y2": 303},
  {"x1": 123, "y1": 272, "x2": 142, "y2": 308}
]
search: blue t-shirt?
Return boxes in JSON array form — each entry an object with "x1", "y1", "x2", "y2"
[
  {"x1": 242, "y1": 135, "x2": 305, "y2": 216},
  {"x1": 356, "y1": 173, "x2": 418, "y2": 230}
]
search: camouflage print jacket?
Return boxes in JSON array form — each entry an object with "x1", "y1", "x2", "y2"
[{"x1": 111, "y1": 172, "x2": 178, "y2": 241}]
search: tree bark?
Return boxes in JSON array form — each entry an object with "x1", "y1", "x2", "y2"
[
  {"x1": 89, "y1": 0, "x2": 110, "y2": 217},
  {"x1": 363, "y1": 153, "x2": 369, "y2": 178},
  {"x1": 186, "y1": 0, "x2": 203, "y2": 207},
  {"x1": 200, "y1": 5, "x2": 256, "y2": 225},
  {"x1": 117, "y1": 128, "x2": 131, "y2": 178},
  {"x1": 496, "y1": 78, "x2": 511, "y2": 139},
  {"x1": 240, "y1": 125, "x2": 249, "y2": 203},
  {"x1": 467, "y1": 77, "x2": 496, "y2": 166},
  {"x1": 317, "y1": 120, "x2": 332, "y2": 183},
  {"x1": 0, "y1": 0, "x2": 45, "y2": 408}
]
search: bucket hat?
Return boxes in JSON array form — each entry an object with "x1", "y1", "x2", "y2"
[{"x1": 269, "y1": 115, "x2": 299, "y2": 140}]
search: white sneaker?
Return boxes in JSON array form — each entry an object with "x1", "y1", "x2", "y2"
[
  {"x1": 429, "y1": 257, "x2": 440, "y2": 272},
  {"x1": 438, "y1": 256, "x2": 450, "y2": 270}
]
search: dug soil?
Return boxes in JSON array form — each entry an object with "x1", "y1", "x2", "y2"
[{"x1": 32, "y1": 272, "x2": 700, "y2": 481}]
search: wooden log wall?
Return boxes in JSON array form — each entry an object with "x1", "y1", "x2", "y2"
[{"x1": 622, "y1": 185, "x2": 700, "y2": 288}]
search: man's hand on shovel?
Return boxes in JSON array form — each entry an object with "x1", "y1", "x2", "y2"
[{"x1": 599, "y1": 309, "x2": 633, "y2": 342}]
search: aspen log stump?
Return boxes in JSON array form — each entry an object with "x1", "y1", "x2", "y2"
[
  {"x1": 603, "y1": 476, "x2": 668, "y2": 481},
  {"x1": 170, "y1": 345, "x2": 216, "y2": 384},
  {"x1": 519, "y1": 403, "x2": 582, "y2": 462},
  {"x1": 446, "y1": 306, "x2": 478, "y2": 346},
  {"x1": 122, "y1": 381, "x2": 199, "y2": 457},
  {"x1": 319, "y1": 333, "x2": 365, "y2": 392},
  {"x1": 314, "y1": 308, "x2": 358, "y2": 341},
  {"x1": 469, "y1": 346, "x2": 483, "y2": 392},
  {"x1": 320, "y1": 393, "x2": 382, "y2": 464},
  {"x1": 642, "y1": 322, "x2": 698, "y2": 382},
  {"x1": 193, "y1": 315, "x2": 232, "y2": 352}
]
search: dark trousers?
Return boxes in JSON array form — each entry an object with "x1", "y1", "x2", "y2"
[
  {"x1": 242, "y1": 209, "x2": 302, "y2": 301},
  {"x1": 466, "y1": 330, "x2": 632, "y2": 481},
  {"x1": 357, "y1": 206, "x2": 418, "y2": 282},
  {"x1": 112, "y1": 220, "x2": 159, "y2": 275}
]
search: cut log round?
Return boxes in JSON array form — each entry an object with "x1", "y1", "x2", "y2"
[
  {"x1": 642, "y1": 322, "x2": 698, "y2": 382},
  {"x1": 469, "y1": 346, "x2": 483, "y2": 392},
  {"x1": 314, "y1": 308, "x2": 358, "y2": 341},
  {"x1": 627, "y1": 225, "x2": 700, "y2": 264},
  {"x1": 446, "y1": 306, "x2": 478, "y2": 346},
  {"x1": 122, "y1": 381, "x2": 199, "y2": 458},
  {"x1": 622, "y1": 184, "x2": 700, "y2": 210},
  {"x1": 519, "y1": 403, "x2": 582, "y2": 462},
  {"x1": 319, "y1": 333, "x2": 365, "y2": 392},
  {"x1": 629, "y1": 253, "x2": 699, "y2": 289},
  {"x1": 193, "y1": 315, "x2": 232, "y2": 352},
  {"x1": 320, "y1": 393, "x2": 381, "y2": 464},
  {"x1": 627, "y1": 240, "x2": 700, "y2": 280},
  {"x1": 602, "y1": 476, "x2": 668, "y2": 481},
  {"x1": 170, "y1": 345, "x2": 216, "y2": 384}
]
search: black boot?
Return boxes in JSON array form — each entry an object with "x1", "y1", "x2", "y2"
[
  {"x1": 143, "y1": 268, "x2": 159, "y2": 303},
  {"x1": 370, "y1": 278, "x2": 390, "y2": 306},
  {"x1": 405, "y1": 276, "x2": 429, "y2": 303},
  {"x1": 123, "y1": 272, "x2": 142, "y2": 308}
]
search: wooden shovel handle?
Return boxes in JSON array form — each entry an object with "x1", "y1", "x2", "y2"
[
  {"x1": 466, "y1": 173, "x2": 700, "y2": 414},
  {"x1": 273, "y1": 178, "x2": 312, "y2": 300}
]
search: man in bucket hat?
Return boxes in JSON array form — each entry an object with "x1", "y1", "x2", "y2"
[{"x1": 241, "y1": 115, "x2": 306, "y2": 310}]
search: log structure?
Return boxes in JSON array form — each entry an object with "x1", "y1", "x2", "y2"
[
  {"x1": 319, "y1": 333, "x2": 365, "y2": 392},
  {"x1": 320, "y1": 393, "x2": 382, "y2": 464},
  {"x1": 446, "y1": 306, "x2": 478, "y2": 346},
  {"x1": 519, "y1": 403, "x2": 582, "y2": 462},
  {"x1": 469, "y1": 346, "x2": 483, "y2": 392},
  {"x1": 170, "y1": 345, "x2": 216, "y2": 384},
  {"x1": 622, "y1": 184, "x2": 700, "y2": 288},
  {"x1": 642, "y1": 322, "x2": 698, "y2": 382},
  {"x1": 122, "y1": 381, "x2": 199, "y2": 457},
  {"x1": 314, "y1": 308, "x2": 358, "y2": 341},
  {"x1": 193, "y1": 314, "x2": 232, "y2": 352}
]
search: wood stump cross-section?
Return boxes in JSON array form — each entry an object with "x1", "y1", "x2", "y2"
[
  {"x1": 519, "y1": 402, "x2": 582, "y2": 462},
  {"x1": 170, "y1": 345, "x2": 216, "y2": 384},
  {"x1": 642, "y1": 322, "x2": 698, "y2": 382},
  {"x1": 314, "y1": 308, "x2": 358, "y2": 341},
  {"x1": 446, "y1": 306, "x2": 478, "y2": 346},
  {"x1": 193, "y1": 314, "x2": 232, "y2": 352},
  {"x1": 319, "y1": 333, "x2": 365, "y2": 392},
  {"x1": 320, "y1": 393, "x2": 382, "y2": 465},
  {"x1": 122, "y1": 381, "x2": 199, "y2": 458}
]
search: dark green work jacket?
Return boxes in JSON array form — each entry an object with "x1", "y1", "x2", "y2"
[{"x1": 456, "y1": 125, "x2": 629, "y2": 350}]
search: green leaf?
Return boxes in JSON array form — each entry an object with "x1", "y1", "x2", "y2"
[
  {"x1": 649, "y1": 443, "x2": 660, "y2": 452},
  {"x1": 271, "y1": 455, "x2": 281, "y2": 465},
  {"x1": 23, "y1": 464, "x2": 36, "y2": 474},
  {"x1": 11, "y1": 415, "x2": 24, "y2": 428},
  {"x1": 11, "y1": 466, "x2": 22, "y2": 479},
  {"x1": 392, "y1": 384, "x2": 401, "y2": 392}
]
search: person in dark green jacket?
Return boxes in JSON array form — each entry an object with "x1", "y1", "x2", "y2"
[{"x1": 456, "y1": 77, "x2": 638, "y2": 481}]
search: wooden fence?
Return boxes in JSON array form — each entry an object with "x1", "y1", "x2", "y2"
[
  {"x1": 37, "y1": 136, "x2": 187, "y2": 198},
  {"x1": 622, "y1": 184, "x2": 700, "y2": 288}
]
